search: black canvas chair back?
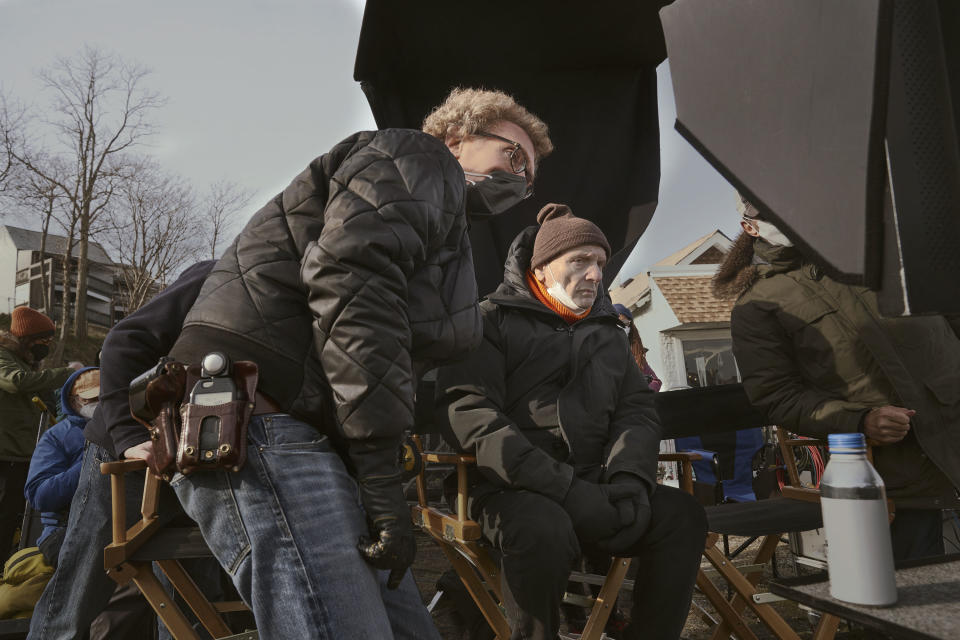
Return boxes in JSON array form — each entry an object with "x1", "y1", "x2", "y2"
[
  {"x1": 657, "y1": 385, "x2": 768, "y2": 505},
  {"x1": 654, "y1": 383, "x2": 767, "y2": 440}
]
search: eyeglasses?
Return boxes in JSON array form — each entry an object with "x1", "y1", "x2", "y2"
[{"x1": 475, "y1": 131, "x2": 531, "y2": 177}]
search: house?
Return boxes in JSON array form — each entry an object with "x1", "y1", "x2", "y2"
[
  {"x1": 611, "y1": 230, "x2": 738, "y2": 391},
  {"x1": 0, "y1": 224, "x2": 119, "y2": 329}
]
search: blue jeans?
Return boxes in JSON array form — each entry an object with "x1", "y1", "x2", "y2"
[{"x1": 171, "y1": 414, "x2": 439, "y2": 640}]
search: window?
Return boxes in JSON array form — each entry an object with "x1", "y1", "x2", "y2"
[{"x1": 681, "y1": 338, "x2": 740, "y2": 387}]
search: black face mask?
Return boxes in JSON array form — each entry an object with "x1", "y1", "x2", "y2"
[
  {"x1": 30, "y1": 343, "x2": 50, "y2": 361},
  {"x1": 464, "y1": 170, "x2": 530, "y2": 219}
]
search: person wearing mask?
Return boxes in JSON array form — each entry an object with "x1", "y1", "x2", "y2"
[
  {"x1": 614, "y1": 303, "x2": 662, "y2": 392},
  {"x1": 437, "y1": 204, "x2": 706, "y2": 640},
  {"x1": 0, "y1": 307, "x2": 75, "y2": 561},
  {"x1": 22, "y1": 367, "x2": 152, "y2": 640},
  {"x1": 715, "y1": 194, "x2": 960, "y2": 561},
  {"x1": 24, "y1": 367, "x2": 99, "y2": 566},
  {"x1": 121, "y1": 88, "x2": 554, "y2": 638}
]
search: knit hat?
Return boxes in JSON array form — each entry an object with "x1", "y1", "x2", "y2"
[
  {"x1": 530, "y1": 203, "x2": 611, "y2": 269},
  {"x1": 10, "y1": 307, "x2": 55, "y2": 339}
]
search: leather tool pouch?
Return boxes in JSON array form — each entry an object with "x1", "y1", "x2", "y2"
[
  {"x1": 177, "y1": 361, "x2": 258, "y2": 475},
  {"x1": 129, "y1": 360, "x2": 188, "y2": 480}
]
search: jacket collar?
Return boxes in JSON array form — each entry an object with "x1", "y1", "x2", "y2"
[
  {"x1": 753, "y1": 239, "x2": 803, "y2": 278},
  {"x1": 486, "y1": 226, "x2": 619, "y2": 323}
]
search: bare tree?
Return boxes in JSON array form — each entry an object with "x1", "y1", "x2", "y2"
[
  {"x1": 6, "y1": 46, "x2": 165, "y2": 337},
  {"x1": 1, "y1": 112, "x2": 75, "y2": 329},
  {"x1": 0, "y1": 90, "x2": 21, "y2": 195},
  {"x1": 201, "y1": 179, "x2": 253, "y2": 259},
  {"x1": 107, "y1": 160, "x2": 203, "y2": 313}
]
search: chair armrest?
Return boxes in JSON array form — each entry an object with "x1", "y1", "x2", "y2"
[
  {"x1": 781, "y1": 486, "x2": 821, "y2": 503},
  {"x1": 411, "y1": 504, "x2": 482, "y2": 542},
  {"x1": 422, "y1": 451, "x2": 476, "y2": 465},
  {"x1": 100, "y1": 459, "x2": 148, "y2": 475},
  {"x1": 659, "y1": 452, "x2": 703, "y2": 462},
  {"x1": 675, "y1": 448, "x2": 717, "y2": 461}
]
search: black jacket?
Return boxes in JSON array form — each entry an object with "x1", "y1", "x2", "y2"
[
  {"x1": 85, "y1": 261, "x2": 215, "y2": 458},
  {"x1": 437, "y1": 227, "x2": 660, "y2": 505},
  {"x1": 171, "y1": 129, "x2": 482, "y2": 460}
]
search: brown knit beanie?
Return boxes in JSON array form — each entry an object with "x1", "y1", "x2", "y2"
[
  {"x1": 530, "y1": 203, "x2": 611, "y2": 269},
  {"x1": 11, "y1": 307, "x2": 56, "y2": 339}
]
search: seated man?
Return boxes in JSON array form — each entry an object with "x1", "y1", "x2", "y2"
[{"x1": 437, "y1": 204, "x2": 707, "y2": 640}]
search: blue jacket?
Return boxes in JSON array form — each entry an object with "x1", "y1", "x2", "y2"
[{"x1": 23, "y1": 367, "x2": 96, "y2": 544}]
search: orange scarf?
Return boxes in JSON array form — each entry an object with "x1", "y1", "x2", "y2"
[{"x1": 525, "y1": 270, "x2": 591, "y2": 325}]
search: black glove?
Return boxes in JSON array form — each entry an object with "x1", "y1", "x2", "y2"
[
  {"x1": 351, "y1": 442, "x2": 416, "y2": 589},
  {"x1": 597, "y1": 473, "x2": 652, "y2": 555},
  {"x1": 562, "y1": 477, "x2": 646, "y2": 544}
]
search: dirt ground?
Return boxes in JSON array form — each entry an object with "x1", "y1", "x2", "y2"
[{"x1": 411, "y1": 531, "x2": 876, "y2": 640}]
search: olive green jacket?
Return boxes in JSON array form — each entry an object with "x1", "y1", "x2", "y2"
[
  {"x1": 731, "y1": 242, "x2": 960, "y2": 508},
  {"x1": 0, "y1": 339, "x2": 73, "y2": 461}
]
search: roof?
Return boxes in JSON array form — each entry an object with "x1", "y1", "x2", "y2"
[
  {"x1": 654, "y1": 275, "x2": 735, "y2": 323},
  {"x1": 2, "y1": 225, "x2": 113, "y2": 265},
  {"x1": 610, "y1": 272, "x2": 650, "y2": 309},
  {"x1": 654, "y1": 231, "x2": 718, "y2": 266},
  {"x1": 610, "y1": 229, "x2": 731, "y2": 309}
]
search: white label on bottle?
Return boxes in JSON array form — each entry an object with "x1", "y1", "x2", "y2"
[{"x1": 821, "y1": 497, "x2": 898, "y2": 606}]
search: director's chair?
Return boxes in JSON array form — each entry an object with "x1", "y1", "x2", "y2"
[
  {"x1": 655, "y1": 384, "x2": 843, "y2": 640},
  {"x1": 100, "y1": 459, "x2": 253, "y2": 640},
  {"x1": 407, "y1": 426, "x2": 703, "y2": 640}
]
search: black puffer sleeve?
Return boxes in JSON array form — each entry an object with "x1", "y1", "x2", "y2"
[
  {"x1": 603, "y1": 358, "x2": 660, "y2": 492},
  {"x1": 437, "y1": 307, "x2": 576, "y2": 502},
  {"x1": 299, "y1": 130, "x2": 471, "y2": 465}
]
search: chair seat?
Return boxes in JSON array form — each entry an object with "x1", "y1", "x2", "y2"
[
  {"x1": 129, "y1": 527, "x2": 213, "y2": 561},
  {"x1": 0, "y1": 617, "x2": 31, "y2": 639},
  {"x1": 705, "y1": 498, "x2": 822, "y2": 537}
]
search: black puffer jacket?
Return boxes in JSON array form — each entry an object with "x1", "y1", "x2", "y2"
[
  {"x1": 437, "y1": 227, "x2": 660, "y2": 506},
  {"x1": 171, "y1": 129, "x2": 482, "y2": 454}
]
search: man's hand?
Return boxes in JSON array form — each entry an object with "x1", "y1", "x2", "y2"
[
  {"x1": 597, "y1": 473, "x2": 652, "y2": 555},
  {"x1": 862, "y1": 406, "x2": 915, "y2": 445},
  {"x1": 122, "y1": 441, "x2": 155, "y2": 467},
  {"x1": 356, "y1": 474, "x2": 416, "y2": 589},
  {"x1": 562, "y1": 477, "x2": 645, "y2": 544}
]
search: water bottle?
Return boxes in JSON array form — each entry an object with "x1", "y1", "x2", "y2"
[{"x1": 820, "y1": 432, "x2": 897, "y2": 606}]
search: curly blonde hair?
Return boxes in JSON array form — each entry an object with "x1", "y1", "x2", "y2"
[{"x1": 422, "y1": 87, "x2": 553, "y2": 162}]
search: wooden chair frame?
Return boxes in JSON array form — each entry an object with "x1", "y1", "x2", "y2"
[
  {"x1": 100, "y1": 459, "x2": 250, "y2": 640},
  {"x1": 410, "y1": 437, "x2": 704, "y2": 640}
]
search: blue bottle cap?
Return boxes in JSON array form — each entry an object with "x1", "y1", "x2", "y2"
[{"x1": 828, "y1": 432, "x2": 866, "y2": 451}]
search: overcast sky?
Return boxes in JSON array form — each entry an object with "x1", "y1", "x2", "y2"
[{"x1": 0, "y1": 0, "x2": 739, "y2": 282}]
